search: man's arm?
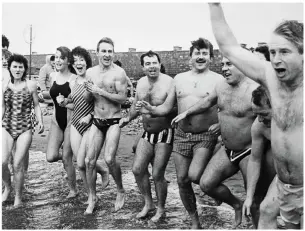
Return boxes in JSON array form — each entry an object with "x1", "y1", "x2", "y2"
[
  {"x1": 119, "y1": 89, "x2": 140, "y2": 128},
  {"x1": 38, "y1": 66, "x2": 48, "y2": 92},
  {"x1": 243, "y1": 120, "x2": 267, "y2": 217},
  {"x1": 209, "y1": 3, "x2": 268, "y2": 86}
]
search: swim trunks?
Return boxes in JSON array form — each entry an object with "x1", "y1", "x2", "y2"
[
  {"x1": 224, "y1": 146, "x2": 251, "y2": 166},
  {"x1": 92, "y1": 117, "x2": 120, "y2": 135},
  {"x1": 173, "y1": 125, "x2": 218, "y2": 158},
  {"x1": 142, "y1": 128, "x2": 174, "y2": 145},
  {"x1": 71, "y1": 79, "x2": 94, "y2": 135},
  {"x1": 276, "y1": 175, "x2": 303, "y2": 225}
]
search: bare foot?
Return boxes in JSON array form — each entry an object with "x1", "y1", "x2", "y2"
[
  {"x1": 2, "y1": 187, "x2": 11, "y2": 202},
  {"x1": 66, "y1": 190, "x2": 78, "y2": 199},
  {"x1": 84, "y1": 197, "x2": 97, "y2": 215},
  {"x1": 233, "y1": 203, "x2": 243, "y2": 228},
  {"x1": 150, "y1": 209, "x2": 165, "y2": 222},
  {"x1": 100, "y1": 169, "x2": 109, "y2": 190},
  {"x1": 190, "y1": 211, "x2": 201, "y2": 229},
  {"x1": 114, "y1": 190, "x2": 125, "y2": 212},
  {"x1": 136, "y1": 204, "x2": 155, "y2": 219},
  {"x1": 13, "y1": 197, "x2": 23, "y2": 208}
]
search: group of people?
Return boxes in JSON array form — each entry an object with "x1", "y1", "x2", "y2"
[{"x1": 2, "y1": 3, "x2": 303, "y2": 229}]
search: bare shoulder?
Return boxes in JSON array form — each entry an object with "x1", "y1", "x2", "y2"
[
  {"x1": 209, "y1": 70, "x2": 224, "y2": 81},
  {"x1": 136, "y1": 76, "x2": 148, "y2": 88},
  {"x1": 174, "y1": 71, "x2": 189, "y2": 83},
  {"x1": 114, "y1": 65, "x2": 127, "y2": 81},
  {"x1": 27, "y1": 79, "x2": 38, "y2": 92}
]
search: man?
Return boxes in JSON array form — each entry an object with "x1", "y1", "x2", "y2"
[
  {"x1": 83, "y1": 37, "x2": 127, "y2": 215},
  {"x1": 242, "y1": 86, "x2": 278, "y2": 228},
  {"x1": 138, "y1": 38, "x2": 222, "y2": 229},
  {"x1": 209, "y1": 3, "x2": 303, "y2": 228},
  {"x1": 172, "y1": 55, "x2": 259, "y2": 228},
  {"x1": 38, "y1": 55, "x2": 55, "y2": 103},
  {"x1": 119, "y1": 51, "x2": 174, "y2": 222}
]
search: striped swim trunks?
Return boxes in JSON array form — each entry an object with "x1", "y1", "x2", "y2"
[
  {"x1": 142, "y1": 128, "x2": 174, "y2": 145},
  {"x1": 173, "y1": 126, "x2": 218, "y2": 158}
]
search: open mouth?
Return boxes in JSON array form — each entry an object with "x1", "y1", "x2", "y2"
[
  {"x1": 274, "y1": 68, "x2": 286, "y2": 77},
  {"x1": 76, "y1": 66, "x2": 84, "y2": 72},
  {"x1": 223, "y1": 72, "x2": 231, "y2": 77}
]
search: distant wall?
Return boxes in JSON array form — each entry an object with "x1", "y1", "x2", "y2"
[{"x1": 25, "y1": 49, "x2": 223, "y2": 79}]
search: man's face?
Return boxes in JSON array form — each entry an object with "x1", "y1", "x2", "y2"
[
  {"x1": 10, "y1": 61, "x2": 25, "y2": 80},
  {"x1": 269, "y1": 33, "x2": 303, "y2": 83},
  {"x1": 252, "y1": 102, "x2": 272, "y2": 127},
  {"x1": 142, "y1": 55, "x2": 161, "y2": 79},
  {"x1": 2, "y1": 55, "x2": 8, "y2": 69},
  {"x1": 190, "y1": 48, "x2": 211, "y2": 72},
  {"x1": 97, "y1": 42, "x2": 114, "y2": 67},
  {"x1": 221, "y1": 57, "x2": 244, "y2": 85}
]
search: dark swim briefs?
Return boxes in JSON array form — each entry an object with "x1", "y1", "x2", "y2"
[
  {"x1": 173, "y1": 126, "x2": 218, "y2": 158},
  {"x1": 92, "y1": 117, "x2": 120, "y2": 134},
  {"x1": 142, "y1": 128, "x2": 174, "y2": 145},
  {"x1": 224, "y1": 145, "x2": 251, "y2": 166}
]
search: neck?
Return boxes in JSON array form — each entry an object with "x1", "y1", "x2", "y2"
[
  {"x1": 282, "y1": 74, "x2": 303, "y2": 91},
  {"x1": 230, "y1": 76, "x2": 246, "y2": 87},
  {"x1": 147, "y1": 75, "x2": 160, "y2": 84},
  {"x1": 13, "y1": 78, "x2": 24, "y2": 85},
  {"x1": 192, "y1": 67, "x2": 209, "y2": 75},
  {"x1": 99, "y1": 62, "x2": 112, "y2": 72},
  {"x1": 59, "y1": 68, "x2": 70, "y2": 76}
]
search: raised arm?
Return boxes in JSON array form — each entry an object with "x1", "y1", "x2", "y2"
[
  {"x1": 242, "y1": 119, "x2": 267, "y2": 217},
  {"x1": 209, "y1": 3, "x2": 268, "y2": 86}
]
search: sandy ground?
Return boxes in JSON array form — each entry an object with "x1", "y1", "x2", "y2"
[{"x1": 2, "y1": 107, "x2": 261, "y2": 229}]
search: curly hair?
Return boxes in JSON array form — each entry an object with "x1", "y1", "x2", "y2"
[
  {"x1": 252, "y1": 85, "x2": 271, "y2": 108},
  {"x1": 7, "y1": 54, "x2": 28, "y2": 83},
  {"x1": 71, "y1": 46, "x2": 92, "y2": 69},
  {"x1": 190, "y1": 38, "x2": 214, "y2": 58},
  {"x1": 56, "y1": 46, "x2": 75, "y2": 74}
]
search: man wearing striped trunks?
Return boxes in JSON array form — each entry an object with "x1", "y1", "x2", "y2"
[
  {"x1": 119, "y1": 51, "x2": 175, "y2": 222},
  {"x1": 138, "y1": 38, "x2": 223, "y2": 229}
]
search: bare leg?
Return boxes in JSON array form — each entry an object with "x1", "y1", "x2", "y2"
[
  {"x1": 2, "y1": 129, "x2": 14, "y2": 202},
  {"x1": 104, "y1": 125, "x2": 125, "y2": 212},
  {"x1": 173, "y1": 152, "x2": 201, "y2": 229},
  {"x1": 258, "y1": 177, "x2": 280, "y2": 229},
  {"x1": 62, "y1": 123, "x2": 77, "y2": 198},
  {"x1": 150, "y1": 143, "x2": 172, "y2": 222},
  {"x1": 84, "y1": 125, "x2": 104, "y2": 215},
  {"x1": 96, "y1": 159, "x2": 109, "y2": 190},
  {"x1": 46, "y1": 119, "x2": 64, "y2": 162},
  {"x1": 132, "y1": 138, "x2": 155, "y2": 218},
  {"x1": 200, "y1": 147, "x2": 242, "y2": 228},
  {"x1": 13, "y1": 130, "x2": 32, "y2": 207}
]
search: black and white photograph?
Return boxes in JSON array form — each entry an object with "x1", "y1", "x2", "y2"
[{"x1": 2, "y1": 1, "x2": 303, "y2": 229}]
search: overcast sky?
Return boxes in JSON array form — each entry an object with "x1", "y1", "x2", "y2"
[{"x1": 2, "y1": 1, "x2": 303, "y2": 55}]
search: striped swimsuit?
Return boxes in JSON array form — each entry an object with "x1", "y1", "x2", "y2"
[
  {"x1": 71, "y1": 79, "x2": 94, "y2": 135},
  {"x1": 2, "y1": 81, "x2": 33, "y2": 140}
]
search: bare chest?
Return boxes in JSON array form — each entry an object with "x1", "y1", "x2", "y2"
[
  {"x1": 137, "y1": 84, "x2": 168, "y2": 106},
  {"x1": 176, "y1": 78, "x2": 216, "y2": 99},
  {"x1": 93, "y1": 72, "x2": 117, "y2": 93}
]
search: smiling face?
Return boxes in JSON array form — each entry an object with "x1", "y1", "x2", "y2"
[
  {"x1": 10, "y1": 61, "x2": 25, "y2": 80},
  {"x1": 268, "y1": 33, "x2": 303, "y2": 83},
  {"x1": 97, "y1": 42, "x2": 114, "y2": 67},
  {"x1": 55, "y1": 50, "x2": 69, "y2": 71},
  {"x1": 72, "y1": 55, "x2": 87, "y2": 76},
  {"x1": 221, "y1": 57, "x2": 244, "y2": 85},
  {"x1": 142, "y1": 55, "x2": 161, "y2": 79},
  {"x1": 190, "y1": 48, "x2": 211, "y2": 72}
]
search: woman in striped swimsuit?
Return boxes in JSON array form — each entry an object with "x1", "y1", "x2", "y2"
[
  {"x1": 41, "y1": 47, "x2": 78, "y2": 198},
  {"x1": 68, "y1": 47, "x2": 109, "y2": 204},
  {"x1": 2, "y1": 54, "x2": 44, "y2": 207}
]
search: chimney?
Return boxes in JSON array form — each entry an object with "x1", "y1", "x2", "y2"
[
  {"x1": 129, "y1": 48, "x2": 136, "y2": 52},
  {"x1": 173, "y1": 46, "x2": 182, "y2": 51},
  {"x1": 257, "y1": 42, "x2": 267, "y2": 47}
]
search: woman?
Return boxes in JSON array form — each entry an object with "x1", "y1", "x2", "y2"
[
  {"x1": 68, "y1": 46, "x2": 109, "y2": 205},
  {"x1": 39, "y1": 46, "x2": 77, "y2": 198},
  {"x1": 2, "y1": 54, "x2": 44, "y2": 207}
]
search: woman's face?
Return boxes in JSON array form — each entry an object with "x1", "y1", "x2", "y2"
[
  {"x1": 55, "y1": 50, "x2": 69, "y2": 72},
  {"x1": 72, "y1": 55, "x2": 87, "y2": 76},
  {"x1": 10, "y1": 61, "x2": 25, "y2": 80}
]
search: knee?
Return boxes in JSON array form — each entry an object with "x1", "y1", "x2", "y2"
[
  {"x1": 188, "y1": 171, "x2": 201, "y2": 184},
  {"x1": 199, "y1": 177, "x2": 213, "y2": 194},
  {"x1": 176, "y1": 175, "x2": 190, "y2": 188},
  {"x1": 46, "y1": 155, "x2": 57, "y2": 163},
  {"x1": 259, "y1": 201, "x2": 275, "y2": 217},
  {"x1": 152, "y1": 170, "x2": 164, "y2": 182},
  {"x1": 132, "y1": 165, "x2": 144, "y2": 177},
  {"x1": 13, "y1": 162, "x2": 24, "y2": 173},
  {"x1": 85, "y1": 157, "x2": 96, "y2": 169},
  {"x1": 77, "y1": 161, "x2": 86, "y2": 171},
  {"x1": 104, "y1": 155, "x2": 115, "y2": 167}
]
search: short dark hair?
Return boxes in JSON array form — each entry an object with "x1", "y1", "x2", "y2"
[
  {"x1": 190, "y1": 38, "x2": 214, "y2": 58},
  {"x1": 140, "y1": 50, "x2": 161, "y2": 66},
  {"x1": 71, "y1": 46, "x2": 92, "y2": 69},
  {"x1": 114, "y1": 60, "x2": 122, "y2": 67},
  {"x1": 160, "y1": 64, "x2": 166, "y2": 74},
  {"x1": 7, "y1": 54, "x2": 28, "y2": 83},
  {"x1": 274, "y1": 20, "x2": 303, "y2": 54},
  {"x1": 252, "y1": 86, "x2": 271, "y2": 108},
  {"x1": 96, "y1": 37, "x2": 114, "y2": 52},
  {"x1": 2, "y1": 35, "x2": 9, "y2": 49},
  {"x1": 254, "y1": 45, "x2": 270, "y2": 61}
]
